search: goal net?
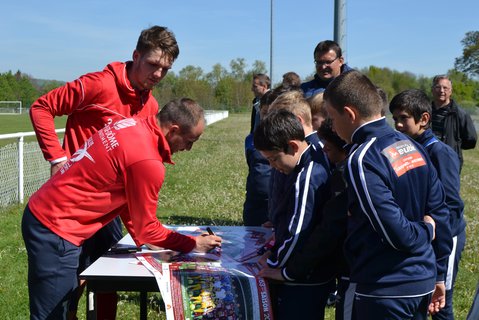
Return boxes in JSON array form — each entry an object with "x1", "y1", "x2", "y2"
[{"x1": 0, "y1": 101, "x2": 22, "y2": 114}]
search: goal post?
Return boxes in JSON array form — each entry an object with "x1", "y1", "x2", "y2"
[{"x1": 0, "y1": 101, "x2": 22, "y2": 114}]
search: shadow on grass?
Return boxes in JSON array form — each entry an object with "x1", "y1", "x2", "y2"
[{"x1": 162, "y1": 215, "x2": 242, "y2": 226}]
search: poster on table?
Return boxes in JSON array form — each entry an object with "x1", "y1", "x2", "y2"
[{"x1": 136, "y1": 226, "x2": 274, "y2": 320}]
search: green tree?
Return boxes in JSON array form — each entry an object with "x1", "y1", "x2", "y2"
[
  {"x1": 178, "y1": 65, "x2": 204, "y2": 81},
  {"x1": 205, "y1": 63, "x2": 228, "y2": 87},
  {"x1": 153, "y1": 72, "x2": 177, "y2": 106},
  {"x1": 455, "y1": 31, "x2": 479, "y2": 79},
  {"x1": 230, "y1": 58, "x2": 247, "y2": 81}
]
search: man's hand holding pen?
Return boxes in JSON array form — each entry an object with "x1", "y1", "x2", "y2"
[{"x1": 193, "y1": 227, "x2": 222, "y2": 253}]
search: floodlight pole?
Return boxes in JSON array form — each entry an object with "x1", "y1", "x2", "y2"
[
  {"x1": 270, "y1": 0, "x2": 274, "y2": 82},
  {"x1": 334, "y1": 0, "x2": 347, "y2": 61}
]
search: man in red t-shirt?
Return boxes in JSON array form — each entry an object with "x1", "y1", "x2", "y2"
[
  {"x1": 29, "y1": 25, "x2": 179, "y2": 319},
  {"x1": 22, "y1": 98, "x2": 222, "y2": 320}
]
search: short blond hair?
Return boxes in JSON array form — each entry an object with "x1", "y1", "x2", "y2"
[
  {"x1": 307, "y1": 92, "x2": 327, "y2": 118},
  {"x1": 269, "y1": 90, "x2": 312, "y2": 126}
]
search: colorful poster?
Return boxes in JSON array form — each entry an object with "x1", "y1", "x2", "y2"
[{"x1": 136, "y1": 226, "x2": 274, "y2": 320}]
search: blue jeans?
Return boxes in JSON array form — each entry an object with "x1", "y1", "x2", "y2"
[{"x1": 22, "y1": 205, "x2": 81, "y2": 320}]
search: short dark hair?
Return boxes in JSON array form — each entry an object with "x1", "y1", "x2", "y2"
[
  {"x1": 253, "y1": 73, "x2": 271, "y2": 89},
  {"x1": 136, "y1": 26, "x2": 179, "y2": 61},
  {"x1": 318, "y1": 118, "x2": 347, "y2": 150},
  {"x1": 282, "y1": 72, "x2": 301, "y2": 90},
  {"x1": 158, "y1": 98, "x2": 204, "y2": 132},
  {"x1": 389, "y1": 89, "x2": 431, "y2": 128},
  {"x1": 314, "y1": 40, "x2": 342, "y2": 58},
  {"x1": 324, "y1": 70, "x2": 383, "y2": 118},
  {"x1": 254, "y1": 109, "x2": 305, "y2": 152}
]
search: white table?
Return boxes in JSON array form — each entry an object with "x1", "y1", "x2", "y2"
[
  {"x1": 80, "y1": 234, "x2": 157, "y2": 320},
  {"x1": 80, "y1": 226, "x2": 272, "y2": 320}
]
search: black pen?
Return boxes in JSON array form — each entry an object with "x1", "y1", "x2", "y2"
[{"x1": 206, "y1": 227, "x2": 215, "y2": 235}]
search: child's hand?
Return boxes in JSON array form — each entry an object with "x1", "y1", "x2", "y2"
[
  {"x1": 258, "y1": 266, "x2": 285, "y2": 281},
  {"x1": 258, "y1": 250, "x2": 272, "y2": 267},
  {"x1": 261, "y1": 220, "x2": 274, "y2": 228},
  {"x1": 424, "y1": 215, "x2": 436, "y2": 240},
  {"x1": 428, "y1": 282, "x2": 446, "y2": 314}
]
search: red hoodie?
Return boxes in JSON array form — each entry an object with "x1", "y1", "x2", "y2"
[
  {"x1": 30, "y1": 61, "x2": 159, "y2": 163},
  {"x1": 28, "y1": 116, "x2": 196, "y2": 253}
]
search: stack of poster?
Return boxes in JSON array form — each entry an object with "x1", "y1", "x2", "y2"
[{"x1": 136, "y1": 226, "x2": 274, "y2": 320}]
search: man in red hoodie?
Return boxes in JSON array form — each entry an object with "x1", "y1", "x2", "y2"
[
  {"x1": 29, "y1": 25, "x2": 179, "y2": 319},
  {"x1": 23, "y1": 98, "x2": 222, "y2": 320}
]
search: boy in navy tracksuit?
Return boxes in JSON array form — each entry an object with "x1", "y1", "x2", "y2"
[
  {"x1": 324, "y1": 70, "x2": 452, "y2": 320},
  {"x1": 390, "y1": 89, "x2": 466, "y2": 320},
  {"x1": 281, "y1": 118, "x2": 352, "y2": 320},
  {"x1": 266, "y1": 90, "x2": 330, "y2": 227},
  {"x1": 254, "y1": 109, "x2": 332, "y2": 319}
]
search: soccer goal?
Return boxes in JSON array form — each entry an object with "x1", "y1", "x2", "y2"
[{"x1": 0, "y1": 101, "x2": 22, "y2": 114}]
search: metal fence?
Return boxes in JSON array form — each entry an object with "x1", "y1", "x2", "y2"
[{"x1": 0, "y1": 111, "x2": 228, "y2": 207}]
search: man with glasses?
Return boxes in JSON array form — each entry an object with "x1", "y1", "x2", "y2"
[
  {"x1": 301, "y1": 40, "x2": 352, "y2": 98},
  {"x1": 431, "y1": 75, "x2": 476, "y2": 171}
]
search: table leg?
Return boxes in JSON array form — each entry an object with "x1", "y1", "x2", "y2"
[
  {"x1": 86, "y1": 289, "x2": 97, "y2": 320},
  {"x1": 140, "y1": 291, "x2": 148, "y2": 320}
]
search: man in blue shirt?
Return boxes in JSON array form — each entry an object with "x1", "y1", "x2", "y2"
[{"x1": 301, "y1": 40, "x2": 352, "y2": 98}]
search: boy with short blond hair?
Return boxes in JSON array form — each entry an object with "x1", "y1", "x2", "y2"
[{"x1": 308, "y1": 92, "x2": 328, "y2": 131}]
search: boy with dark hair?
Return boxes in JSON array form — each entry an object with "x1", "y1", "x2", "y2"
[
  {"x1": 255, "y1": 109, "x2": 332, "y2": 319},
  {"x1": 324, "y1": 70, "x2": 452, "y2": 319},
  {"x1": 390, "y1": 89, "x2": 466, "y2": 320}
]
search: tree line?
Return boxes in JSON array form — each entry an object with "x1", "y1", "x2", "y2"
[{"x1": 2, "y1": 31, "x2": 479, "y2": 113}]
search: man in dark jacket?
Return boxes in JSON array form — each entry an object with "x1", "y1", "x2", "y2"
[
  {"x1": 431, "y1": 74, "x2": 477, "y2": 171},
  {"x1": 301, "y1": 40, "x2": 352, "y2": 98}
]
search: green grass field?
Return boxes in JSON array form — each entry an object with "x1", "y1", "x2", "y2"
[
  {"x1": 0, "y1": 113, "x2": 478, "y2": 319},
  {"x1": 0, "y1": 113, "x2": 67, "y2": 147}
]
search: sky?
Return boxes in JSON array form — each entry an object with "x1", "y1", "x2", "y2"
[{"x1": 1, "y1": 0, "x2": 477, "y2": 85}]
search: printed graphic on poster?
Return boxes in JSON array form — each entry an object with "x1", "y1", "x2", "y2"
[{"x1": 136, "y1": 226, "x2": 274, "y2": 320}]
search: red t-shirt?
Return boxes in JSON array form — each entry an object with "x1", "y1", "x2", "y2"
[
  {"x1": 28, "y1": 116, "x2": 196, "y2": 253},
  {"x1": 30, "y1": 61, "x2": 159, "y2": 163}
]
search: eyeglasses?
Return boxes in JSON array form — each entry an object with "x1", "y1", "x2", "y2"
[
  {"x1": 433, "y1": 85, "x2": 451, "y2": 92},
  {"x1": 314, "y1": 56, "x2": 339, "y2": 66}
]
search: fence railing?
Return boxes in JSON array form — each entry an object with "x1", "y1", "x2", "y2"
[{"x1": 0, "y1": 111, "x2": 228, "y2": 207}]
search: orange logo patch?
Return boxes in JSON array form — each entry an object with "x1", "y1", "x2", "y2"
[{"x1": 382, "y1": 140, "x2": 426, "y2": 177}]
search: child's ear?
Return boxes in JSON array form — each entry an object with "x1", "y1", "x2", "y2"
[
  {"x1": 343, "y1": 105, "x2": 358, "y2": 123},
  {"x1": 419, "y1": 112, "x2": 430, "y2": 128},
  {"x1": 286, "y1": 140, "x2": 300, "y2": 155}
]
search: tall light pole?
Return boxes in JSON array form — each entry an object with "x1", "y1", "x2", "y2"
[
  {"x1": 270, "y1": 0, "x2": 274, "y2": 82},
  {"x1": 334, "y1": 0, "x2": 347, "y2": 61}
]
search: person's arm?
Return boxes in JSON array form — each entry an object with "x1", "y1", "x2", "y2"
[
  {"x1": 428, "y1": 143, "x2": 464, "y2": 230},
  {"x1": 459, "y1": 108, "x2": 477, "y2": 150},
  {"x1": 347, "y1": 159, "x2": 434, "y2": 253},
  {"x1": 267, "y1": 162, "x2": 329, "y2": 269},
  {"x1": 122, "y1": 160, "x2": 220, "y2": 253},
  {"x1": 29, "y1": 74, "x2": 101, "y2": 164},
  {"x1": 282, "y1": 190, "x2": 348, "y2": 282},
  {"x1": 425, "y1": 163, "x2": 453, "y2": 283}
]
